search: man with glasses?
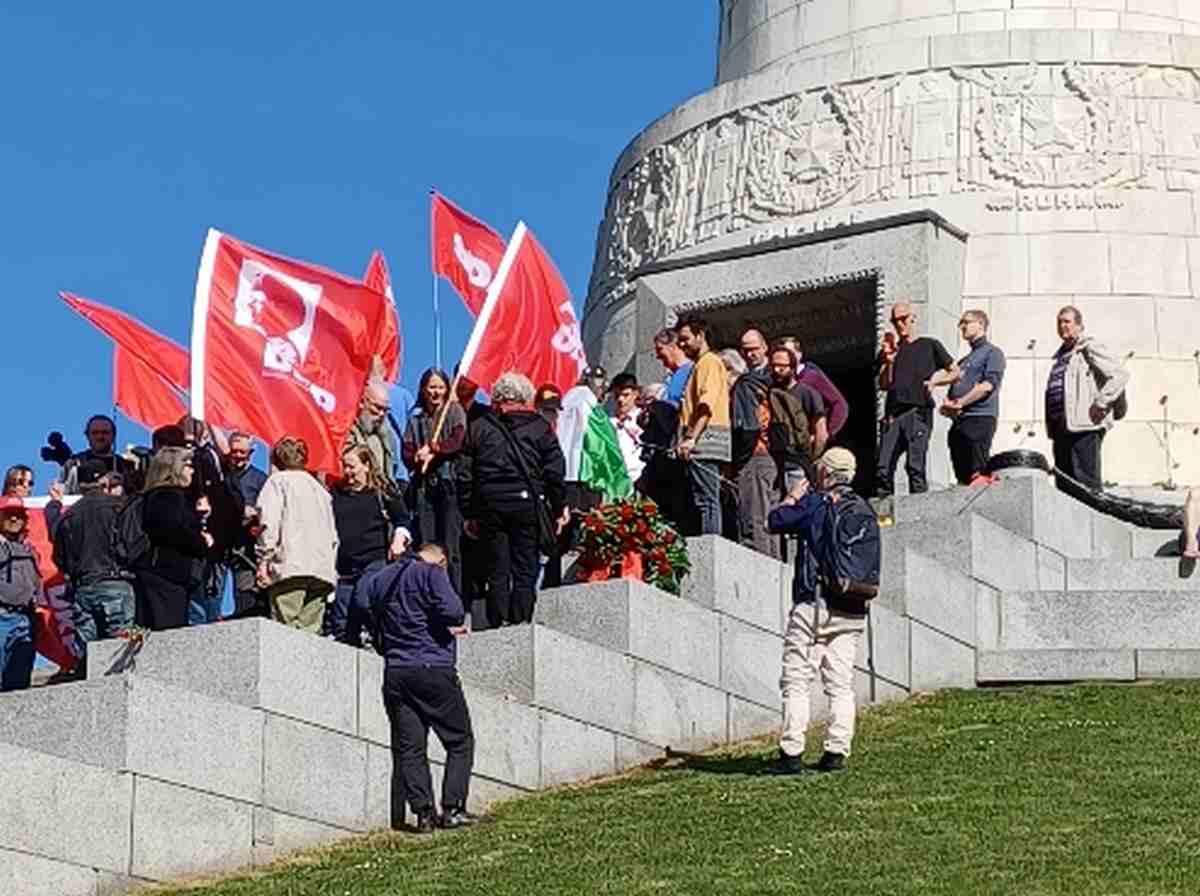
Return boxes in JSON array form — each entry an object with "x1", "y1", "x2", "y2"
[
  {"x1": 939, "y1": 310, "x2": 1006, "y2": 486},
  {"x1": 347, "y1": 379, "x2": 403, "y2": 497},
  {"x1": 875, "y1": 303, "x2": 955, "y2": 497}
]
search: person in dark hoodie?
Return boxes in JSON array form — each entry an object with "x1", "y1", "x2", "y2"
[
  {"x1": 52, "y1": 461, "x2": 134, "y2": 662},
  {"x1": 458, "y1": 372, "x2": 566, "y2": 627},
  {"x1": 350, "y1": 543, "x2": 474, "y2": 832},
  {"x1": 135, "y1": 447, "x2": 211, "y2": 630}
]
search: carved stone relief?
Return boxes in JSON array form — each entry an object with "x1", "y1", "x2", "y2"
[{"x1": 588, "y1": 62, "x2": 1200, "y2": 308}]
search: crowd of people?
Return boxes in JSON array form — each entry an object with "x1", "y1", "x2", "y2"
[{"x1": 0, "y1": 298, "x2": 1164, "y2": 801}]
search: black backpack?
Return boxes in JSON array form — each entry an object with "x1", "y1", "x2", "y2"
[
  {"x1": 112, "y1": 494, "x2": 151, "y2": 570},
  {"x1": 0, "y1": 540, "x2": 41, "y2": 609},
  {"x1": 766, "y1": 386, "x2": 812, "y2": 467},
  {"x1": 817, "y1": 487, "x2": 881, "y2": 600}
]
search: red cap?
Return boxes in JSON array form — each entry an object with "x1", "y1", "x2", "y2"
[{"x1": 0, "y1": 495, "x2": 26, "y2": 513}]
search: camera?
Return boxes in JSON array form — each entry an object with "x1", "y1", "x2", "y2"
[{"x1": 40, "y1": 432, "x2": 73, "y2": 466}]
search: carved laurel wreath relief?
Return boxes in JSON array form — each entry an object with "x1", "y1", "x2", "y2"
[{"x1": 588, "y1": 63, "x2": 1200, "y2": 306}]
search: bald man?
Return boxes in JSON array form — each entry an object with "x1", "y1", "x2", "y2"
[
  {"x1": 346, "y1": 378, "x2": 402, "y2": 495},
  {"x1": 875, "y1": 303, "x2": 955, "y2": 497}
]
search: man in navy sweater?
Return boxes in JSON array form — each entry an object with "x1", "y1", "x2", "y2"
[{"x1": 351, "y1": 544, "x2": 475, "y2": 832}]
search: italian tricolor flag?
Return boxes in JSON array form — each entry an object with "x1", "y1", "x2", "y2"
[{"x1": 558, "y1": 385, "x2": 633, "y2": 502}]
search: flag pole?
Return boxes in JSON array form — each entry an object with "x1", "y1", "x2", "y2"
[{"x1": 429, "y1": 188, "x2": 442, "y2": 371}]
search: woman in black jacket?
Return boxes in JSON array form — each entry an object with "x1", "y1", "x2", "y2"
[
  {"x1": 459, "y1": 372, "x2": 566, "y2": 627},
  {"x1": 330, "y1": 444, "x2": 411, "y2": 644},
  {"x1": 136, "y1": 447, "x2": 211, "y2": 631}
]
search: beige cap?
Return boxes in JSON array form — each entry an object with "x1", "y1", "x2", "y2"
[{"x1": 816, "y1": 447, "x2": 857, "y2": 479}]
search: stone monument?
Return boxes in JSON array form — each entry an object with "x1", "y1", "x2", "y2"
[{"x1": 584, "y1": 2, "x2": 1200, "y2": 489}]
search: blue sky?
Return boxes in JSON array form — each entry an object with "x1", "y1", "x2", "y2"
[{"x1": 1, "y1": 3, "x2": 717, "y2": 486}]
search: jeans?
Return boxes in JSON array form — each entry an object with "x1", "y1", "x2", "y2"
[
  {"x1": 74, "y1": 580, "x2": 135, "y2": 650},
  {"x1": 0, "y1": 610, "x2": 34, "y2": 692},
  {"x1": 479, "y1": 505, "x2": 540, "y2": 626},
  {"x1": 326, "y1": 560, "x2": 385, "y2": 643},
  {"x1": 876, "y1": 407, "x2": 932, "y2": 497},
  {"x1": 1052, "y1": 428, "x2": 1105, "y2": 494},
  {"x1": 188, "y1": 562, "x2": 224, "y2": 626},
  {"x1": 384, "y1": 664, "x2": 475, "y2": 822},
  {"x1": 687, "y1": 459, "x2": 723, "y2": 536}
]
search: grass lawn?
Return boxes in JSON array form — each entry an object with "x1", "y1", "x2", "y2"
[{"x1": 155, "y1": 681, "x2": 1200, "y2": 896}]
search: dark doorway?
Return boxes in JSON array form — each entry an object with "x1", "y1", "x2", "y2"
[{"x1": 703, "y1": 278, "x2": 879, "y2": 495}]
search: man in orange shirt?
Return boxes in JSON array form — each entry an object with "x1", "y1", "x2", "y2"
[{"x1": 676, "y1": 317, "x2": 731, "y2": 536}]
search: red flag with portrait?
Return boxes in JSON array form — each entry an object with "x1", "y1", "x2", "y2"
[
  {"x1": 458, "y1": 221, "x2": 586, "y2": 396},
  {"x1": 190, "y1": 229, "x2": 387, "y2": 474},
  {"x1": 431, "y1": 192, "x2": 506, "y2": 316},
  {"x1": 363, "y1": 250, "x2": 402, "y2": 383}
]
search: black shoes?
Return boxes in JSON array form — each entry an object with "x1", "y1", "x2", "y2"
[
  {"x1": 766, "y1": 751, "x2": 809, "y2": 775},
  {"x1": 414, "y1": 811, "x2": 439, "y2": 834},
  {"x1": 440, "y1": 807, "x2": 477, "y2": 829},
  {"x1": 813, "y1": 751, "x2": 847, "y2": 773}
]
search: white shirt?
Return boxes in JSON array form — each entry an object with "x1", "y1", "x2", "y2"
[{"x1": 610, "y1": 410, "x2": 645, "y2": 484}]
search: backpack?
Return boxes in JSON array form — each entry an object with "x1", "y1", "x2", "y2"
[
  {"x1": 111, "y1": 494, "x2": 151, "y2": 570},
  {"x1": 766, "y1": 386, "x2": 811, "y2": 466},
  {"x1": 0, "y1": 540, "x2": 41, "y2": 609},
  {"x1": 817, "y1": 488, "x2": 881, "y2": 600}
]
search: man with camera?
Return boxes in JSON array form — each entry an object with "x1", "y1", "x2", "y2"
[{"x1": 45, "y1": 415, "x2": 137, "y2": 495}]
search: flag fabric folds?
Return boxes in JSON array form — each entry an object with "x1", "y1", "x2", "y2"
[
  {"x1": 557, "y1": 385, "x2": 632, "y2": 502},
  {"x1": 61, "y1": 291, "x2": 190, "y2": 389},
  {"x1": 457, "y1": 221, "x2": 587, "y2": 397},
  {"x1": 114, "y1": 346, "x2": 188, "y2": 431},
  {"x1": 190, "y1": 229, "x2": 387, "y2": 474},
  {"x1": 431, "y1": 192, "x2": 506, "y2": 316},
  {"x1": 364, "y1": 250, "x2": 402, "y2": 384}
]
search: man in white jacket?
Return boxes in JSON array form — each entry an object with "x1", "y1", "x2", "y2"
[{"x1": 256, "y1": 436, "x2": 339, "y2": 634}]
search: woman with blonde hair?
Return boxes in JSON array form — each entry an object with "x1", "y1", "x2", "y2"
[
  {"x1": 329, "y1": 444, "x2": 411, "y2": 643},
  {"x1": 136, "y1": 447, "x2": 212, "y2": 630}
]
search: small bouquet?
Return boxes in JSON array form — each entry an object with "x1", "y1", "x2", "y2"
[{"x1": 575, "y1": 498, "x2": 690, "y2": 594}]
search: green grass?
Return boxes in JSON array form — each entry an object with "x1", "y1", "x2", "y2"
[{"x1": 157, "y1": 682, "x2": 1200, "y2": 896}]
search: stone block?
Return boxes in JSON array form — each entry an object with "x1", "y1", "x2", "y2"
[
  {"x1": 1093, "y1": 28, "x2": 1174, "y2": 64},
  {"x1": 903, "y1": 550, "x2": 977, "y2": 645},
  {"x1": 1031, "y1": 478, "x2": 1097, "y2": 559},
  {"x1": 970, "y1": 514, "x2": 1039, "y2": 592},
  {"x1": 87, "y1": 618, "x2": 358, "y2": 736},
  {"x1": 0, "y1": 742, "x2": 132, "y2": 874},
  {"x1": 963, "y1": 235, "x2": 1029, "y2": 295},
  {"x1": 719, "y1": 614, "x2": 783, "y2": 708},
  {"x1": 631, "y1": 659, "x2": 728, "y2": 750},
  {"x1": 0, "y1": 675, "x2": 262, "y2": 804},
  {"x1": 364, "y1": 743, "x2": 394, "y2": 830},
  {"x1": 429, "y1": 685, "x2": 541, "y2": 791},
  {"x1": 0, "y1": 848, "x2": 98, "y2": 896},
  {"x1": 1066, "y1": 558, "x2": 1200, "y2": 591},
  {"x1": 539, "y1": 711, "x2": 616, "y2": 787},
  {"x1": 616, "y1": 735, "x2": 664, "y2": 771},
  {"x1": 131, "y1": 777, "x2": 254, "y2": 881},
  {"x1": 910, "y1": 621, "x2": 976, "y2": 691},
  {"x1": 975, "y1": 583, "x2": 1001, "y2": 650},
  {"x1": 263, "y1": 714, "x2": 367, "y2": 831},
  {"x1": 1000, "y1": 590, "x2": 1200, "y2": 650},
  {"x1": 536, "y1": 579, "x2": 721, "y2": 687},
  {"x1": 357, "y1": 650, "x2": 389, "y2": 746},
  {"x1": 1130, "y1": 528, "x2": 1181, "y2": 557},
  {"x1": 894, "y1": 474, "x2": 1036, "y2": 536},
  {"x1": 1036, "y1": 546, "x2": 1066, "y2": 591},
  {"x1": 976, "y1": 649, "x2": 1136, "y2": 683},
  {"x1": 1008, "y1": 27, "x2": 1093, "y2": 62},
  {"x1": 1137, "y1": 649, "x2": 1200, "y2": 679},
  {"x1": 930, "y1": 29, "x2": 1010, "y2": 67},
  {"x1": 684, "y1": 535, "x2": 787, "y2": 634},
  {"x1": 854, "y1": 670, "x2": 909, "y2": 708},
  {"x1": 861, "y1": 601, "x2": 910, "y2": 689},
  {"x1": 533, "y1": 626, "x2": 635, "y2": 734},
  {"x1": 1029, "y1": 233, "x2": 1110, "y2": 293},
  {"x1": 252, "y1": 808, "x2": 354, "y2": 867},
  {"x1": 1091, "y1": 514, "x2": 1132, "y2": 559},
  {"x1": 728, "y1": 695, "x2": 780, "y2": 744},
  {"x1": 457, "y1": 624, "x2": 535, "y2": 702}
]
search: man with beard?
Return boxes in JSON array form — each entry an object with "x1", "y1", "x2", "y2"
[{"x1": 347, "y1": 379, "x2": 402, "y2": 497}]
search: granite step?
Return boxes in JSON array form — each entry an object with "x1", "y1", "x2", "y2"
[{"x1": 997, "y1": 589, "x2": 1200, "y2": 651}]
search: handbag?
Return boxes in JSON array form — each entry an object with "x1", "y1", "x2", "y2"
[{"x1": 486, "y1": 416, "x2": 558, "y2": 556}]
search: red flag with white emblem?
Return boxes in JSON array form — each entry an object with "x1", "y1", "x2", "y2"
[
  {"x1": 431, "y1": 192, "x2": 506, "y2": 316},
  {"x1": 364, "y1": 250, "x2": 402, "y2": 383},
  {"x1": 190, "y1": 229, "x2": 387, "y2": 474},
  {"x1": 458, "y1": 221, "x2": 586, "y2": 395}
]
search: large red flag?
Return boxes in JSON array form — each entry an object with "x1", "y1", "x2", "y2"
[
  {"x1": 363, "y1": 250, "x2": 402, "y2": 383},
  {"x1": 61, "y1": 292, "x2": 190, "y2": 390},
  {"x1": 459, "y1": 221, "x2": 586, "y2": 396},
  {"x1": 431, "y1": 192, "x2": 506, "y2": 316},
  {"x1": 190, "y1": 229, "x2": 387, "y2": 474},
  {"x1": 114, "y1": 346, "x2": 188, "y2": 431}
]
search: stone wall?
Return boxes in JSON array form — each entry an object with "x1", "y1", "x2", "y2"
[{"x1": 587, "y1": 20, "x2": 1200, "y2": 485}]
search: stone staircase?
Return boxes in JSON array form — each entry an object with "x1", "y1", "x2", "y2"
[{"x1": 1, "y1": 471, "x2": 1196, "y2": 893}]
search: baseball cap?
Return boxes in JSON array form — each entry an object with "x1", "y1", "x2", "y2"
[
  {"x1": 0, "y1": 495, "x2": 26, "y2": 514},
  {"x1": 816, "y1": 447, "x2": 857, "y2": 479}
]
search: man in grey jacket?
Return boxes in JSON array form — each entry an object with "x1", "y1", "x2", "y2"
[{"x1": 1044, "y1": 306, "x2": 1130, "y2": 493}]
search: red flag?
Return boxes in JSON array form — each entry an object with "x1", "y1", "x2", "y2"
[
  {"x1": 459, "y1": 221, "x2": 586, "y2": 396},
  {"x1": 24, "y1": 496, "x2": 82, "y2": 672},
  {"x1": 61, "y1": 292, "x2": 189, "y2": 390},
  {"x1": 114, "y1": 346, "x2": 188, "y2": 430},
  {"x1": 190, "y1": 229, "x2": 387, "y2": 474},
  {"x1": 363, "y1": 250, "x2": 402, "y2": 383},
  {"x1": 431, "y1": 192, "x2": 506, "y2": 316}
]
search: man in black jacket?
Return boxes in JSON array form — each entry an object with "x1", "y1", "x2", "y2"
[
  {"x1": 459, "y1": 372, "x2": 566, "y2": 627},
  {"x1": 52, "y1": 461, "x2": 135, "y2": 663}
]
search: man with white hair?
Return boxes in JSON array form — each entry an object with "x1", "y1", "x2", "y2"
[
  {"x1": 458, "y1": 372, "x2": 566, "y2": 626},
  {"x1": 346, "y1": 378, "x2": 401, "y2": 495},
  {"x1": 766, "y1": 447, "x2": 881, "y2": 775}
]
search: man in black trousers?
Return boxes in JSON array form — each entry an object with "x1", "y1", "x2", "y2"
[{"x1": 352, "y1": 544, "x2": 475, "y2": 832}]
